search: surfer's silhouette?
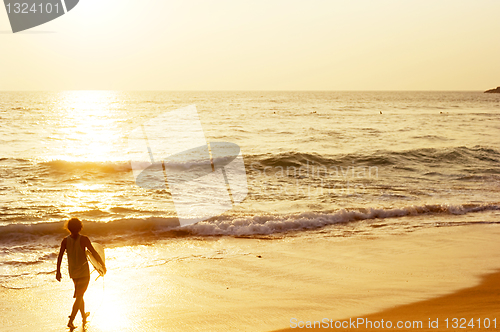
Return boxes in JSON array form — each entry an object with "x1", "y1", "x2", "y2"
[{"x1": 56, "y1": 218, "x2": 106, "y2": 329}]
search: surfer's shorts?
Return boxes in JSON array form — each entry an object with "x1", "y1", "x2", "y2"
[{"x1": 72, "y1": 276, "x2": 90, "y2": 298}]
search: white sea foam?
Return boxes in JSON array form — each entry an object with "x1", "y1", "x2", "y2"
[
  {"x1": 184, "y1": 203, "x2": 500, "y2": 236},
  {"x1": 1, "y1": 203, "x2": 498, "y2": 248}
]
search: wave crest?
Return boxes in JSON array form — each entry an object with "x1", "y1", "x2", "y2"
[
  {"x1": 0, "y1": 203, "x2": 498, "y2": 248},
  {"x1": 250, "y1": 146, "x2": 500, "y2": 170},
  {"x1": 185, "y1": 203, "x2": 499, "y2": 236}
]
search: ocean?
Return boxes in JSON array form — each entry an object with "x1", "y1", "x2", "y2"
[{"x1": 1, "y1": 91, "x2": 500, "y2": 292}]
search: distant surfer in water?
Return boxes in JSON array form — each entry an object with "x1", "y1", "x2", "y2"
[{"x1": 56, "y1": 218, "x2": 106, "y2": 329}]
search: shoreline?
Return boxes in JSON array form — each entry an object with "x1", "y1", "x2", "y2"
[
  {"x1": 1, "y1": 223, "x2": 500, "y2": 331},
  {"x1": 273, "y1": 269, "x2": 500, "y2": 331}
]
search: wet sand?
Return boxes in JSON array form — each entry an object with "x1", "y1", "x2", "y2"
[
  {"x1": 1, "y1": 223, "x2": 500, "y2": 332},
  {"x1": 274, "y1": 270, "x2": 500, "y2": 331}
]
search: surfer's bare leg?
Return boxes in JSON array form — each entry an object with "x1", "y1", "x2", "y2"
[
  {"x1": 69, "y1": 296, "x2": 83, "y2": 327},
  {"x1": 80, "y1": 300, "x2": 90, "y2": 324}
]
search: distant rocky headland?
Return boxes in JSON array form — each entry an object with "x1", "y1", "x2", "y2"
[{"x1": 484, "y1": 87, "x2": 500, "y2": 93}]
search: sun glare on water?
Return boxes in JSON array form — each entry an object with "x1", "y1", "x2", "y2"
[{"x1": 49, "y1": 91, "x2": 123, "y2": 162}]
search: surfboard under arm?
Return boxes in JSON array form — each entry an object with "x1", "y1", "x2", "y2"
[{"x1": 86, "y1": 242, "x2": 106, "y2": 279}]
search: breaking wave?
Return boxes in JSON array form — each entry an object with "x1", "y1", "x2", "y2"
[{"x1": 0, "y1": 203, "x2": 498, "y2": 248}]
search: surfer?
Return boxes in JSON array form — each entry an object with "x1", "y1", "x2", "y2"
[{"x1": 56, "y1": 218, "x2": 106, "y2": 329}]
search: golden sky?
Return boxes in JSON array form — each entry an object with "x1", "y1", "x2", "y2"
[{"x1": 1, "y1": 0, "x2": 499, "y2": 90}]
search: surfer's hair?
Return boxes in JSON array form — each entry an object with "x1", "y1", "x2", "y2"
[{"x1": 65, "y1": 218, "x2": 83, "y2": 234}]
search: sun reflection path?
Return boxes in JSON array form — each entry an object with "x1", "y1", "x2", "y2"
[
  {"x1": 83, "y1": 252, "x2": 132, "y2": 332},
  {"x1": 81, "y1": 245, "x2": 183, "y2": 332},
  {"x1": 85, "y1": 288, "x2": 131, "y2": 332},
  {"x1": 49, "y1": 91, "x2": 124, "y2": 162}
]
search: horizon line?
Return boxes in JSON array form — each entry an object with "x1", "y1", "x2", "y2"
[{"x1": 0, "y1": 89, "x2": 494, "y2": 93}]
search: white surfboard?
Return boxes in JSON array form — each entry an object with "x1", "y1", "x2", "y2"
[{"x1": 86, "y1": 243, "x2": 106, "y2": 278}]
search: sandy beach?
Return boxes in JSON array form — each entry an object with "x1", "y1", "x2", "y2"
[
  {"x1": 1, "y1": 219, "x2": 499, "y2": 332},
  {"x1": 275, "y1": 270, "x2": 500, "y2": 332}
]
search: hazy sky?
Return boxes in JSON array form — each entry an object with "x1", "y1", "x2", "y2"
[{"x1": 1, "y1": 0, "x2": 499, "y2": 90}]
